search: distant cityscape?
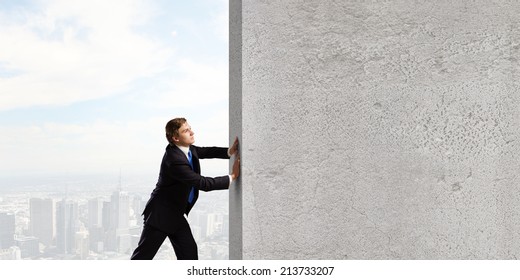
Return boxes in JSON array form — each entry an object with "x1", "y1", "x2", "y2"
[{"x1": 0, "y1": 174, "x2": 229, "y2": 260}]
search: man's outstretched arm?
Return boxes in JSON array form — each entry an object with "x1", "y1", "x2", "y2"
[
  {"x1": 169, "y1": 152, "x2": 239, "y2": 191},
  {"x1": 195, "y1": 137, "x2": 239, "y2": 159}
]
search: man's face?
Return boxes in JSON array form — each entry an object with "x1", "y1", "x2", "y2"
[{"x1": 173, "y1": 122, "x2": 195, "y2": 147}]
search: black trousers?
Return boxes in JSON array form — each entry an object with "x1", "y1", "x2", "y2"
[{"x1": 130, "y1": 216, "x2": 198, "y2": 260}]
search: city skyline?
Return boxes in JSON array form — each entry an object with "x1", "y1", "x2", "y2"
[{"x1": 0, "y1": 183, "x2": 229, "y2": 260}]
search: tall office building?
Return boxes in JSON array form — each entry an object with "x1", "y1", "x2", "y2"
[
  {"x1": 189, "y1": 210, "x2": 208, "y2": 240},
  {"x1": 88, "y1": 198, "x2": 104, "y2": 252},
  {"x1": 56, "y1": 200, "x2": 79, "y2": 254},
  {"x1": 131, "y1": 195, "x2": 144, "y2": 222},
  {"x1": 87, "y1": 198, "x2": 103, "y2": 228},
  {"x1": 102, "y1": 201, "x2": 111, "y2": 231},
  {"x1": 29, "y1": 198, "x2": 54, "y2": 246},
  {"x1": 104, "y1": 191, "x2": 130, "y2": 252},
  {"x1": 206, "y1": 213, "x2": 222, "y2": 237},
  {"x1": 110, "y1": 191, "x2": 130, "y2": 230},
  {"x1": 206, "y1": 213, "x2": 216, "y2": 237},
  {"x1": 75, "y1": 231, "x2": 89, "y2": 260},
  {"x1": 15, "y1": 236, "x2": 39, "y2": 258},
  {"x1": 0, "y1": 212, "x2": 15, "y2": 249}
]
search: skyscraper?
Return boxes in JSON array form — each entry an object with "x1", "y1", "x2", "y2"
[
  {"x1": 29, "y1": 198, "x2": 54, "y2": 246},
  {"x1": 105, "y1": 191, "x2": 130, "y2": 252},
  {"x1": 75, "y1": 231, "x2": 89, "y2": 260},
  {"x1": 87, "y1": 198, "x2": 103, "y2": 228},
  {"x1": 102, "y1": 201, "x2": 111, "y2": 231},
  {"x1": 131, "y1": 195, "x2": 144, "y2": 223},
  {"x1": 110, "y1": 191, "x2": 130, "y2": 230},
  {"x1": 206, "y1": 213, "x2": 222, "y2": 237},
  {"x1": 189, "y1": 210, "x2": 207, "y2": 240},
  {"x1": 15, "y1": 236, "x2": 39, "y2": 258},
  {"x1": 56, "y1": 200, "x2": 78, "y2": 254},
  {"x1": 88, "y1": 198, "x2": 104, "y2": 252},
  {"x1": 0, "y1": 212, "x2": 15, "y2": 249}
]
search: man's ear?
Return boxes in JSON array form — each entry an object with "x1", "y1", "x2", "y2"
[{"x1": 171, "y1": 136, "x2": 178, "y2": 143}]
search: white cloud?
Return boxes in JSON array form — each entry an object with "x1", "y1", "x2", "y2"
[
  {"x1": 0, "y1": 0, "x2": 172, "y2": 111},
  {"x1": 155, "y1": 58, "x2": 228, "y2": 108}
]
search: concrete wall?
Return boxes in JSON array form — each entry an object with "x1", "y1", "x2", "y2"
[{"x1": 230, "y1": 0, "x2": 520, "y2": 259}]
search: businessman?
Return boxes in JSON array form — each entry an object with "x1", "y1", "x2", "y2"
[{"x1": 131, "y1": 117, "x2": 240, "y2": 260}]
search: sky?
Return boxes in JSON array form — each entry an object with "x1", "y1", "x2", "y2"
[{"x1": 0, "y1": 0, "x2": 230, "y2": 180}]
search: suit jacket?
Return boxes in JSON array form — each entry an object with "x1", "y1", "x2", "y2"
[{"x1": 142, "y1": 144, "x2": 230, "y2": 234}]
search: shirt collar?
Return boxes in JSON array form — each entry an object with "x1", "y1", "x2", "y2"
[{"x1": 175, "y1": 144, "x2": 190, "y2": 159}]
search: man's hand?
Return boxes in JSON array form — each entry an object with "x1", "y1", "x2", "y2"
[
  {"x1": 231, "y1": 155, "x2": 240, "y2": 180},
  {"x1": 229, "y1": 137, "x2": 239, "y2": 156}
]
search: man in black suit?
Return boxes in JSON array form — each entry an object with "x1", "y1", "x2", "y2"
[{"x1": 131, "y1": 117, "x2": 240, "y2": 260}]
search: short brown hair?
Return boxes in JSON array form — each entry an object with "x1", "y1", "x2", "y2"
[{"x1": 165, "y1": 118, "x2": 187, "y2": 144}]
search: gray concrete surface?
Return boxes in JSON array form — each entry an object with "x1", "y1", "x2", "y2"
[{"x1": 230, "y1": 0, "x2": 520, "y2": 259}]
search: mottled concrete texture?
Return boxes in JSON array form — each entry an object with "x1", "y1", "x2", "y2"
[{"x1": 230, "y1": 0, "x2": 520, "y2": 259}]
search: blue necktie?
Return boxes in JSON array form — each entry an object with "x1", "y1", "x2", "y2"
[{"x1": 187, "y1": 150, "x2": 195, "y2": 204}]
